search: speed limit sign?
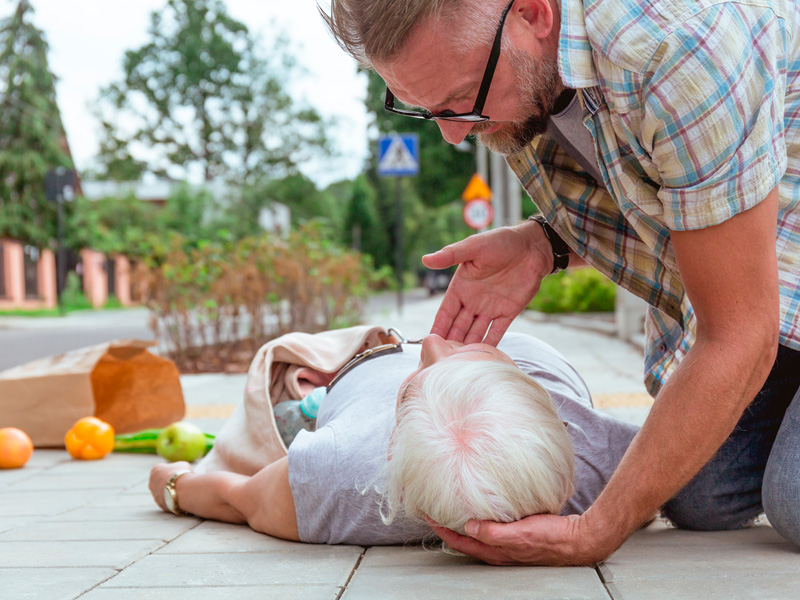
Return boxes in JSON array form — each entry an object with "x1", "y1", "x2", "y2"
[{"x1": 462, "y1": 199, "x2": 494, "y2": 230}]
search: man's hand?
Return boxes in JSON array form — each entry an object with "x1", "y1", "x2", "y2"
[
  {"x1": 428, "y1": 513, "x2": 615, "y2": 566},
  {"x1": 149, "y1": 461, "x2": 193, "y2": 513},
  {"x1": 422, "y1": 221, "x2": 553, "y2": 345}
]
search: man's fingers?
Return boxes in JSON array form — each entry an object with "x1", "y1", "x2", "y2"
[
  {"x1": 430, "y1": 292, "x2": 462, "y2": 339},
  {"x1": 431, "y1": 526, "x2": 511, "y2": 565},
  {"x1": 422, "y1": 236, "x2": 480, "y2": 270},
  {"x1": 464, "y1": 315, "x2": 492, "y2": 346},
  {"x1": 445, "y1": 308, "x2": 478, "y2": 343},
  {"x1": 464, "y1": 519, "x2": 522, "y2": 547},
  {"x1": 482, "y1": 317, "x2": 513, "y2": 347},
  {"x1": 422, "y1": 246, "x2": 458, "y2": 270}
]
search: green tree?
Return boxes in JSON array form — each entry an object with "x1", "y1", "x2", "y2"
[
  {"x1": 66, "y1": 193, "x2": 161, "y2": 256},
  {"x1": 0, "y1": 0, "x2": 71, "y2": 246},
  {"x1": 95, "y1": 0, "x2": 328, "y2": 184},
  {"x1": 342, "y1": 175, "x2": 390, "y2": 266},
  {"x1": 364, "y1": 70, "x2": 475, "y2": 208},
  {"x1": 91, "y1": 120, "x2": 147, "y2": 182},
  {"x1": 264, "y1": 173, "x2": 339, "y2": 229},
  {"x1": 357, "y1": 70, "x2": 479, "y2": 276},
  {"x1": 156, "y1": 184, "x2": 216, "y2": 244}
]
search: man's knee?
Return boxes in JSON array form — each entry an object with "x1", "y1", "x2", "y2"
[
  {"x1": 662, "y1": 484, "x2": 761, "y2": 531},
  {"x1": 763, "y1": 461, "x2": 800, "y2": 547}
]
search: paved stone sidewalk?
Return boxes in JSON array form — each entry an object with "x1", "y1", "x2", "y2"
[
  {"x1": 3, "y1": 450, "x2": 798, "y2": 599},
  {"x1": 3, "y1": 299, "x2": 799, "y2": 599}
]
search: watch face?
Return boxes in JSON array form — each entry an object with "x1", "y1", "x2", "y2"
[{"x1": 164, "y1": 487, "x2": 175, "y2": 512}]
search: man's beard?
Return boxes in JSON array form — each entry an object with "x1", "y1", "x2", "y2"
[{"x1": 472, "y1": 47, "x2": 562, "y2": 155}]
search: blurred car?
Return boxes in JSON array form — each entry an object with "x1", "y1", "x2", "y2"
[{"x1": 421, "y1": 267, "x2": 454, "y2": 295}]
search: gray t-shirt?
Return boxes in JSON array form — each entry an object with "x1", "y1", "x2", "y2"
[
  {"x1": 288, "y1": 333, "x2": 638, "y2": 545},
  {"x1": 547, "y1": 91, "x2": 606, "y2": 188}
]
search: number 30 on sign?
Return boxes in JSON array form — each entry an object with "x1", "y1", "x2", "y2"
[{"x1": 462, "y1": 199, "x2": 494, "y2": 230}]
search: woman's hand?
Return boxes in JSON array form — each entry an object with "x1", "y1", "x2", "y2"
[{"x1": 149, "y1": 461, "x2": 193, "y2": 513}]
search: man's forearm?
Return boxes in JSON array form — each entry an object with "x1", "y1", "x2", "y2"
[
  {"x1": 175, "y1": 472, "x2": 249, "y2": 524},
  {"x1": 586, "y1": 333, "x2": 776, "y2": 552}
]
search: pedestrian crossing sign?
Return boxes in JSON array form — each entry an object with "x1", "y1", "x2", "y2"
[{"x1": 378, "y1": 134, "x2": 419, "y2": 177}]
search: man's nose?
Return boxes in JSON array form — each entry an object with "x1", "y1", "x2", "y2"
[
  {"x1": 436, "y1": 120, "x2": 474, "y2": 145},
  {"x1": 420, "y1": 334, "x2": 456, "y2": 367}
]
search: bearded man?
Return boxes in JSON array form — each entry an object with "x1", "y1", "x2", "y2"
[{"x1": 321, "y1": 0, "x2": 800, "y2": 566}]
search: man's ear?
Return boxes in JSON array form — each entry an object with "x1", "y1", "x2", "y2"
[{"x1": 512, "y1": 0, "x2": 556, "y2": 41}]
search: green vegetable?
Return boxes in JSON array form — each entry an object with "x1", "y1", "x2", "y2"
[{"x1": 114, "y1": 428, "x2": 214, "y2": 455}]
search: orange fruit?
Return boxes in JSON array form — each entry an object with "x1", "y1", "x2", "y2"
[
  {"x1": 64, "y1": 417, "x2": 115, "y2": 460},
  {"x1": 0, "y1": 427, "x2": 34, "y2": 469}
]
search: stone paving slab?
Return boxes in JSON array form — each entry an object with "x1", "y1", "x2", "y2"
[
  {"x1": 0, "y1": 516, "x2": 30, "y2": 533},
  {"x1": 0, "y1": 518, "x2": 199, "y2": 542},
  {"x1": 100, "y1": 550, "x2": 363, "y2": 588},
  {"x1": 88, "y1": 492, "x2": 164, "y2": 508},
  {"x1": 19, "y1": 449, "x2": 71, "y2": 468},
  {"x1": 1, "y1": 489, "x2": 104, "y2": 517},
  {"x1": 159, "y1": 520, "x2": 351, "y2": 555},
  {"x1": 343, "y1": 546, "x2": 607, "y2": 600},
  {"x1": 81, "y1": 584, "x2": 340, "y2": 600},
  {"x1": 599, "y1": 526, "x2": 800, "y2": 583},
  {"x1": 0, "y1": 466, "x2": 44, "y2": 485},
  {"x1": 7, "y1": 470, "x2": 148, "y2": 491},
  {"x1": 49, "y1": 453, "x2": 163, "y2": 472},
  {"x1": 605, "y1": 574, "x2": 800, "y2": 600},
  {"x1": 0, "y1": 539, "x2": 165, "y2": 568},
  {"x1": 41, "y1": 505, "x2": 181, "y2": 522},
  {"x1": 623, "y1": 520, "x2": 785, "y2": 547},
  {"x1": 3, "y1": 567, "x2": 118, "y2": 600}
]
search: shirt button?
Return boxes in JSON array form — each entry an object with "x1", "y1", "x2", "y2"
[{"x1": 659, "y1": 344, "x2": 667, "y2": 352}]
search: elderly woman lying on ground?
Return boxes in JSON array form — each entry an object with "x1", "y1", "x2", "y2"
[{"x1": 149, "y1": 332, "x2": 638, "y2": 545}]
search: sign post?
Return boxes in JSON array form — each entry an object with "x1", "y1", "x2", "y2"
[
  {"x1": 378, "y1": 133, "x2": 419, "y2": 315},
  {"x1": 45, "y1": 167, "x2": 76, "y2": 315}
]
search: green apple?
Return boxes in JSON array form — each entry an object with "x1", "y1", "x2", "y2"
[{"x1": 155, "y1": 422, "x2": 208, "y2": 462}]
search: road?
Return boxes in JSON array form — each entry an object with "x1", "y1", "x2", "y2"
[{"x1": 0, "y1": 289, "x2": 432, "y2": 372}]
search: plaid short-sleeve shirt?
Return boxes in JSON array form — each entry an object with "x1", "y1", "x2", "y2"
[{"x1": 507, "y1": 0, "x2": 800, "y2": 395}]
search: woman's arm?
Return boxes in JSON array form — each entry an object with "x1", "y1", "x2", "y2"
[{"x1": 149, "y1": 458, "x2": 300, "y2": 541}]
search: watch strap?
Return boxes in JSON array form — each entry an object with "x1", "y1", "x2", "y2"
[
  {"x1": 165, "y1": 469, "x2": 192, "y2": 515},
  {"x1": 529, "y1": 215, "x2": 570, "y2": 274}
]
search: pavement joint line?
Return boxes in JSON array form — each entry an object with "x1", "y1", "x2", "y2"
[
  {"x1": 74, "y1": 567, "x2": 123, "y2": 599},
  {"x1": 335, "y1": 548, "x2": 365, "y2": 600},
  {"x1": 594, "y1": 562, "x2": 618, "y2": 600}
]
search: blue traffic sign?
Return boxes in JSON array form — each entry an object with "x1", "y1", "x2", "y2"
[{"x1": 377, "y1": 134, "x2": 419, "y2": 177}]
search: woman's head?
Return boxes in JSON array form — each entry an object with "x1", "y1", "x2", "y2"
[{"x1": 382, "y1": 335, "x2": 575, "y2": 535}]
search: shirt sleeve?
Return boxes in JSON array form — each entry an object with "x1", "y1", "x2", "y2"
[{"x1": 641, "y1": 2, "x2": 787, "y2": 231}]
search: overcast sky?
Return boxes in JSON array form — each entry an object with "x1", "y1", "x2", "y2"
[{"x1": 5, "y1": 0, "x2": 371, "y2": 187}]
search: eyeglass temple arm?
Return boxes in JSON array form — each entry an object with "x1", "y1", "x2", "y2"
[{"x1": 472, "y1": 1, "x2": 515, "y2": 114}]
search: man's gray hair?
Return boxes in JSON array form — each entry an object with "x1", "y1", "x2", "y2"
[
  {"x1": 381, "y1": 359, "x2": 575, "y2": 536},
  {"x1": 319, "y1": 0, "x2": 501, "y2": 67}
]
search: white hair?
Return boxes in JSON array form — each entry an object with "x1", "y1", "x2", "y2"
[{"x1": 381, "y1": 359, "x2": 575, "y2": 535}]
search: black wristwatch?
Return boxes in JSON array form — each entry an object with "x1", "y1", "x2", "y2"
[{"x1": 529, "y1": 215, "x2": 570, "y2": 274}]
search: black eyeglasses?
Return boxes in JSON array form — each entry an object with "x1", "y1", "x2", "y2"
[{"x1": 384, "y1": 0, "x2": 515, "y2": 123}]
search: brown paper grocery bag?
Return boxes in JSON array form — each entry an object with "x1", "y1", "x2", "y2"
[{"x1": 0, "y1": 340, "x2": 185, "y2": 447}]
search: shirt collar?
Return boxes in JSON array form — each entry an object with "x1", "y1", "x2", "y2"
[{"x1": 557, "y1": 0, "x2": 601, "y2": 88}]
